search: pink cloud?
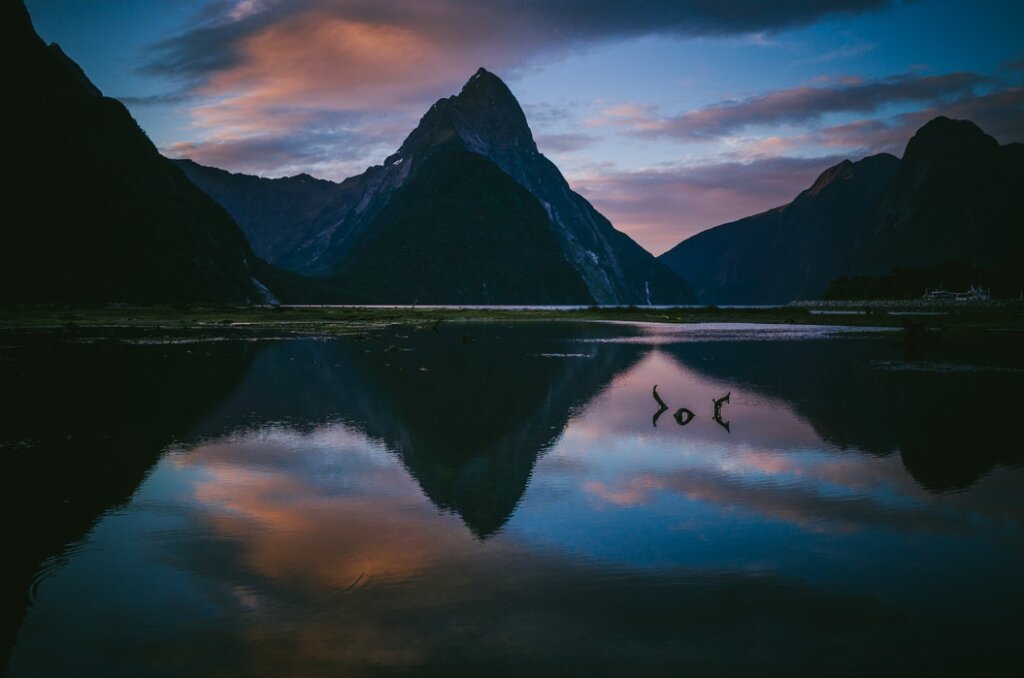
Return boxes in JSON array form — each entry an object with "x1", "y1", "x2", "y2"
[
  {"x1": 601, "y1": 71, "x2": 992, "y2": 141},
  {"x1": 142, "y1": 0, "x2": 901, "y2": 179},
  {"x1": 569, "y1": 155, "x2": 845, "y2": 254}
]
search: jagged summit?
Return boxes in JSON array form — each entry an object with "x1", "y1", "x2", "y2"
[
  {"x1": 851, "y1": 115, "x2": 1022, "y2": 276},
  {"x1": 5, "y1": 0, "x2": 270, "y2": 303},
  {"x1": 461, "y1": 67, "x2": 512, "y2": 96},
  {"x1": 660, "y1": 115, "x2": 1022, "y2": 303},
  {"x1": 47, "y1": 43, "x2": 102, "y2": 96},
  {"x1": 900, "y1": 116, "x2": 999, "y2": 167},
  {"x1": 8, "y1": 0, "x2": 99, "y2": 99},
  {"x1": 798, "y1": 153, "x2": 898, "y2": 201},
  {"x1": 659, "y1": 151, "x2": 901, "y2": 304},
  {"x1": 390, "y1": 67, "x2": 536, "y2": 166},
  {"x1": 912, "y1": 115, "x2": 986, "y2": 140},
  {"x1": 803, "y1": 159, "x2": 853, "y2": 198},
  {"x1": 181, "y1": 65, "x2": 695, "y2": 304}
]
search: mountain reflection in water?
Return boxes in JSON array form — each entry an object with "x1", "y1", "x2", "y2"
[{"x1": 4, "y1": 322, "x2": 1022, "y2": 676}]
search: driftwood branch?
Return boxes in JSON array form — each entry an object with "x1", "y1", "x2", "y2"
[
  {"x1": 652, "y1": 385, "x2": 669, "y2": 427},
  {"x1": 673, "y1": 408, "x2": 695, "y2": 426},
  {"x1": 713, "y1": 391, "x2": 731, "y2": 432}
]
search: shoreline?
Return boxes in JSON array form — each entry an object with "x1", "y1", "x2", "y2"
[{"x1": 1, "y1": 303, "x2": 1021, "y2": 349}]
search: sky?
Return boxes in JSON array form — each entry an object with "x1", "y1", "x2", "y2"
[{"x1": 25, "y1": 0, "x2": 1024, "y2": 254}]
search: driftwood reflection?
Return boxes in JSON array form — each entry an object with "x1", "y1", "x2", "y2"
[
  {"x1": 652, "y1": 385, "x2": 669, "y2": 427},
  {"x1": 673, "y1": 408, "x2": 695, "y2": 426},
  {"x1": 713, "y1": 392, "x2": 731, "y2": 432},
  {"x1": 651, "y1": 387, "x2": 732, "y2": 431}
]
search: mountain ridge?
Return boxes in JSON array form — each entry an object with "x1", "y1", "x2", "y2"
[
  {"x1": 4, "y1": 0, "x2": 274, "y2": 304},
  {"x1": 659, "y1": 116, "x2": 1023, "y2": 303},
  {"x1": 659, "y1": 152, "x2": 900, "y2": 304},
  {"x1": 176, "y1": 68, "x2": 695, "y2": 305}
]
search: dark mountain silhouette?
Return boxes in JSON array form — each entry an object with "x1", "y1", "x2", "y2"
[
  {"x1": 171, "y1": 160, "x2": 341, "y2": 272},
  {"x1": 825, "y1": 257, "x2": 1024, "y2": 300},
  {"x1": 4, "y1": 0, "x2": 273, "y2": 303},
  {"x1": 659, "y1": 117, "x2": 1024, "y2": 303},
  {"x1": 177, "y1": 68, "x2": 694, "y2": 305},
  {"x1": 661, "y1": 339, "x2": 1024, "y2": 492},
  {"x1": 337, "y1": 151, "x2": 594, "y2": 303},
  {"x1": 659, "y1": 154, "x2": 899, "y2": 304},
  {"x1": 187, "y1": 324, "x2": 647, "y2": 537},
  {"x1": 0, "y1": 339, "x2": 255, "y2": 668},
  {"x1": 851, "y1": 117, "x2": 1024, "y2": 277}
]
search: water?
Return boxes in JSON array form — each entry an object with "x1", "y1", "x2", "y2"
[{"x1": 2, "y1": 322, "x2": 1022, "y2": 675}]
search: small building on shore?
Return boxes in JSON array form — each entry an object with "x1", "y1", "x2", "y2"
[{"x1": 922, "y1": 285, "x2": 991, "y2": 301}]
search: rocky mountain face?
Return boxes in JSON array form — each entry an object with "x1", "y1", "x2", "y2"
[
  {"x1": 171, "y1": 160, "x2": 340, "y2": 272},
  {"x1": 659, "y1": 154, "x2": 899, "y2": 304},
  {"x1": 4, "y1": 0, "x2": 271, "y2": 304},
  {"x1": 178, "y1": 68, "x2": 695, "y2": 305},
  {"x1": 850, "y1": 117, "x2": 1024, "y2": 276},
  {"x1": 659, "y1": 117, "x2": 1023, "y2": 303},
  {"x1": 336, "y1": 151, "x2": 594, "y2": 304}
]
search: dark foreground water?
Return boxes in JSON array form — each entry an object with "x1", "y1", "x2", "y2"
[{"x1": 2, "y1": 322, "x2": 1022, "y2": 676}]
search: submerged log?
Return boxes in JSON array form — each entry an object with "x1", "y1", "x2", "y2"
[
  {"x1": 673, "y1": 408, "x2": 695, "y2": 426},
  {"x1": 713, "y1": 391, "x2": 731, "y2": 432},
  {"x1": 652, "y1": 385, "x2": 669, "y2": 427}
]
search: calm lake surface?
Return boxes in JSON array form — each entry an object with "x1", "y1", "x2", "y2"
[{"x1": 3, "y1": 322, "x2": 1022, "y2": 676}]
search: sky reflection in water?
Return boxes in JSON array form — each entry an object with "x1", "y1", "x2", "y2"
[{"x1": 8, "y1": 323, "x2": 1023, "y2": 675}]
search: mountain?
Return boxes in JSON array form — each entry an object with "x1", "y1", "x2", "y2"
[
  {"x1": 659, "y1": 117, "x2": 1024, "y2": 304},
  {"x1": 336, "y1": 151, "x2": 593, "y2": 303},
  {"x1": 177, "y1": 68, "x2": 695, "y2": 305},
  {"x1": 662, "y1": 338, "x2": 1023, "y2": 492},
  {"x1": 659, "y1": 154, "x2": 899, "y2": 304},
  {"x1": 1, "y1": 341, "x2": 255, "y2": 667},
  {"x1": 4, "y1": 0, "x2": 273, "y2": 304},
  {"x1": 850, "y1": 117, "x2": 1024, "y2": 276},
  {"x1": 171, "y1": 160, "x2": 340, "y2": 272},
  {"x1": 185, "y1": 323, "x2": 647, "y2": 538}
]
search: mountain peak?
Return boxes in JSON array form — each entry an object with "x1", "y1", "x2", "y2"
[
  {"x1": 391, "y1": 67, "x2": 537, "y2": 164},
  {"x1": 459, "y1": 67, "x2": 510, "y2": 97},
  {"x1": 908, "y1": 116, "x2": 992, "y2": 150},
  {"x1": 915, "y1": 115, "x2": 984, "y2": 138},
  {"x1": 10, "y1": 1, "x2": 105, "y2": 99},
  {"x1": 48, "y1": 43, "x2": 102, "y2": 96},
  {"x1": 449, "y1": 67, "x2": 536, "y2": 152},
  {"x1": 798, "y1": 153, "x2": 900, "y2": 201},
  {"x1": 902, "y1": 116, "x2": 999, "y2": 166},
  {"x1": 804, "y1": 159, "x2": 854, "y2": 197}
]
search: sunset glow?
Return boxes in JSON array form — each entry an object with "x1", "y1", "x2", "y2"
[{"x1": 26, "y1": 0, "x2": 1024, "y2": 252}]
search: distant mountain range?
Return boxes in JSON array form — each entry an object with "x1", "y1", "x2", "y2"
[
  {"x1": 3, "y1": 0, "x2": 274, "y2": 304},
  {"x1": 8, "y1": 0, "x2": 690, "y2": 306},
  {"x1": 177, "y1": 68, "x2": 694, "y2": 305},
  {"x1": 7, "y1": 0, "x2": 1021, "y2": 306},
  {"x1": 660, "y1": 117, "x2": 1024, "y2": 304}
]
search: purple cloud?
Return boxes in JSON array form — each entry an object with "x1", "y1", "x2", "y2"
[
  {"x1": 571, "y1": 155, "x2": 846, "y2": 254},
  {"x1": 816, "y1": 86, "x2": 1024, "y2": 152},
  {"x1": 598, "y1": 72, "x2": 992, "y2": 140},
  {"x1": 146, "y1": 0, "x2": 898, "y2": 82}
]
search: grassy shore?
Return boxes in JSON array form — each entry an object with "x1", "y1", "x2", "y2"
[{"x1": 1, "y1": 301, "x2": 1021, "y2": 341}]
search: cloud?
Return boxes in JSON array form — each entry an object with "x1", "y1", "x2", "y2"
[
  {"x1": 570, "y1": 155, "x2": 845, "y2": 254},
  {"x1": 162, "y1": 109, "x2": 410, "y2": 179},
  {"x1": 596, "y1": 71, "x2": 991, "y2": 140},
  {"x1": 138, "y1": 0, "x2": 898, "y2": 176},
  {"x1": 587, "y1": 469, "x2": 969, "y2": 534},
  {"x1": 815, "y1": 86, "x2": 1024, "y2": 152},
  {"x1": 158, "y1": 421, "x2": 897, "y2": 674},
  {"x1": 793, "y1": 41, "x2": 877, "y2": 65},
  {"x1": 115, "y1": 89, "x2": 195, "y2": 107},
  {"x1": 570, "y1": 79, "x2": 1022, "y2": 253},
  {"x1": 535, "y1": 133, "x2": 597, "y2": 154},
  {"x1": 147, "y1": 0, "x2": 898, "y2": 83}
]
